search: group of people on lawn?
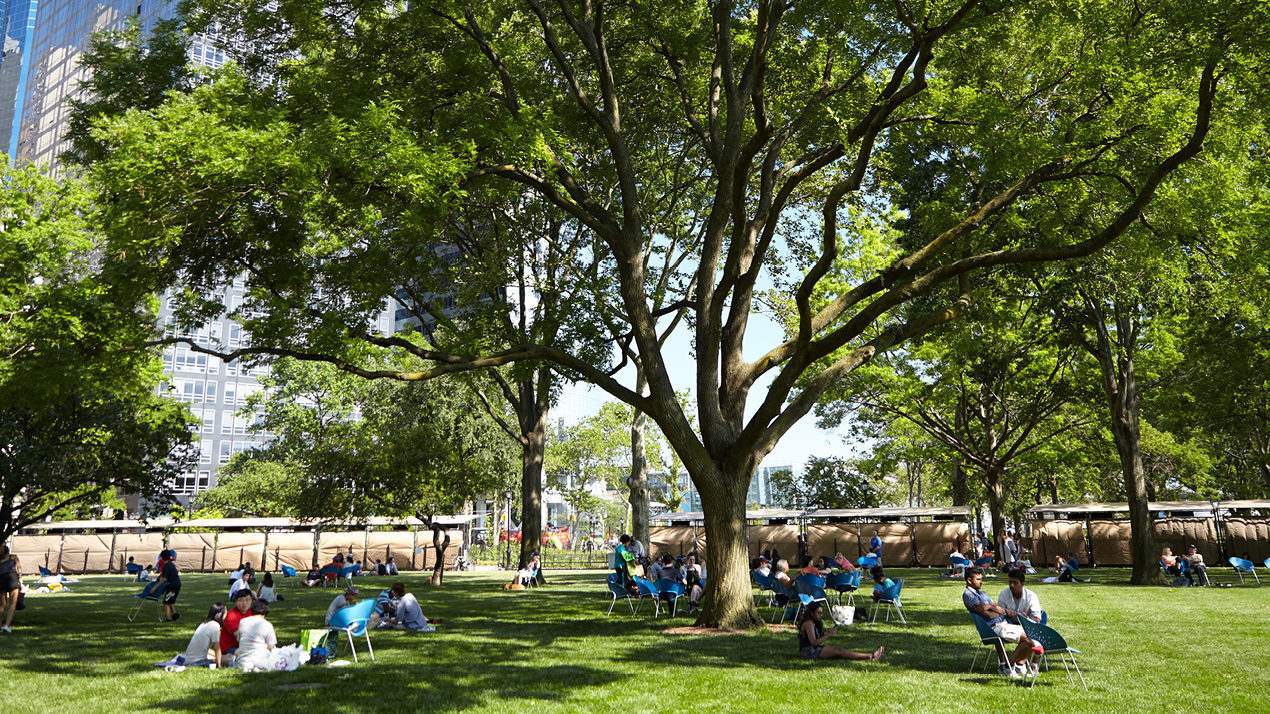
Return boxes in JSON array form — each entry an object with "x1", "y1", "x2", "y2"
[{"x1": 125, "y1": 548, "x2": 438, "y2": 671}]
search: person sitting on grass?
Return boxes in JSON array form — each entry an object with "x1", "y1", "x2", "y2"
[
  {"x1": 234, "y1": 599, "x2": 278, "y2": 671},
  {"x1": 390, "y1": 582, "x2": 441, "y2": 632},
  {"x1": 374, "y1": 586, "x2": 401, "y2": 628},
  {"x1": 386, "y1": 557, "x2": 399, "y2": 575},
  {"x1": 153, "y1": 550, "x2": 182, "y2": 622},
  {"x1": 257, "y1": 572, "x2": 281, "y2": 603},
  {"x1": 325, "y1": 585, "x2": 359, "y2": 626},
  {"x1": 963, "y1": 566, "x2": 1035, "y2": 679},
  {"x1": 302, "y1": 567, "x2": 322, "y2": 587},
  {"x1": 182, "y1": 604, "x2": 226, "y2": 667},
  {"x1": 796, "y1": 602, "x2": 886, "y2": 663},
  {"x1": 997, "y1": 569, "x2": 1042, "y2": 623},
  {"x1": 228, "y1": 569, "x2": 254, "y2": 602},
  {"x1": 1053, "y1": 555, "x2": 1074, "y2": 582},
  {"x1": 375, "y1": 559, "x2": 387, "y2": 576},
  {"x1": 219, "y1": 588, "x2": 255, "y2": 660},
  {"x1": 869, "y1": 566, "x2": 894, "y2": 602}
]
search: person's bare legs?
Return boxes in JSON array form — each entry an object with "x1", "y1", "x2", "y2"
[
  {"x1": 1010, "y1": 638, "x2": 1034, "y2": 667},
  {"x1": 820, "y1": 646, "x2": 885, "y2": 662},
  {"x1": 3, "y1": 588, "x2": 19, "y2": 628}
]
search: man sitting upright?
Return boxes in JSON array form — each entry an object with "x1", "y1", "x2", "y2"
[
  {"x1": 997, "y1": 568, "x2": 1042, "y2": 623},
  {"x1": 963, "y1": 566, "x2": 1035, "y2": 679}
]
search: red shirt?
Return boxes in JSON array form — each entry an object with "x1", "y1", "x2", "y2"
[{"x1": 220, "y1": 608, "x2": 248, "y2": 651}]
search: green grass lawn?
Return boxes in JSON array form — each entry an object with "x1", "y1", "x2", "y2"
[{"x1": 1, "y1": 566, "x2": 1266, "y2": 712}]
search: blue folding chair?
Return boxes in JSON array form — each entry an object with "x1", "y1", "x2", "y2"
[
  {"x1": 654, "y1": 579, "x2": 686, "y2": 617},
  {"x1": 1229, "y1": 557, "x2": 1260, "y2": 584},
  {"x1": 969, "y1": 613, "x2": 1007, "y2": 673},
  {"x1": 751, "y1": 569, "x2": 775, "y2": 607},
  {"x1": 771, "y1": 579, "x2": 797, "y2": 624},
  {"x1": 320, "y1": 564, "x2": 340, "y2": 587},
  {"x1": 280, "y1": 565, "x2": 298, "y2": 587},
  {"x1": 793, "y1": 574, "x2": 829, "y2": 622},
  {"x1": 826, "y1": 571, "x2": 859, "y2": 607},
  {"x1": 327, "y1": 598, "x2": 377, "y2": 663},
  {"x1": 124, "y1": 562, "x2": 145, "y2": 581},
  {"x1": 950, "y1": 555, "x2": 972, "y2": 578},
  {"x1": 857, "y1": 555, "x2": 879, "y2": 570},
  {"x1": 127, "y1": 580, "x2": 169, "y2": 622},
  {"x1": 632, "y1": 576, "x2": 661, "y2": 616},
  {"x1": 606, "y1": 573, "x2": 636, "y2": 615},
  {"x1": 1018, "y1": 616, "x2": 1087, "y2": 691},
  {"x1": 869, "y1": 578, "x2": 906, "y2": 623}
]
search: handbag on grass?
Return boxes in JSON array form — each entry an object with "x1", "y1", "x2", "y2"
[{"x1": 830, "y1": 605, "x2": 854, "y2": 627}]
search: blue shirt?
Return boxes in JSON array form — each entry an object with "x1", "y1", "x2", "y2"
[{"x1": 963, "y1": 586, "x2": 1001, "y2": 625}]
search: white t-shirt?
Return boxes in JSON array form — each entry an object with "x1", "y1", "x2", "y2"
[
  {"x1": 229, "y1": 579, "x2": 252, "y2": 601},
  {"x1": 257, "y1": 584, "x2": 277, "y2": 603},
  {"x1": 998, "y1": 586, "x2": 1042, "y2": 623},
  {"x1": 182, "y1": 620, "x2": 221, "y2": 664},
  {"x1": 235, "y1": 616, "x2": 277, "y2": 669}
]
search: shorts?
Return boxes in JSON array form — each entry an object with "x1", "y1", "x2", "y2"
[
  {"x1": 162, "y1": 585, "x2": 181, "y2": 605},
  {"x1": 992, "y1": 621, "x2": 1024, "y2": 642},
  {"x1": 0, "y1": 572, "x2": 19, "y2": 592},
  {"x1": 800, "y1": 646, "x2": 824, "y2": 660}
]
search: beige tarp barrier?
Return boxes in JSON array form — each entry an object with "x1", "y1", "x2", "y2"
[
  {"x1": 8, "y1": 535, "x2": 63, "y2": 573},
  {"x1": 1088, "y1": 520, "x2": 1133, "y2": 566},
  {"x1": 912, "y1": 522, "x2": 970, "y2": 566},
  {"x1": 747, "y1": 524, "x2": 798, "y2": 563},
  {"x1": 649, "y1": 526, "x2": 697, "y2": 560},
  {"x1": 213, "y1": 532, "x2": 268, "y2": 571},
  {"x1": 112, "y1": 533, "x2": 166, "y2": 571},
  {"x1": 367, "y1": 530, "x2": 417, "y2": 569},
  {"x1": 860, "y1": 523, "x2": 913, "y2": 566},
  {"x1": 264, "y1": 531, "x2": 317, "y2": 572},
  {"x1": 1222, "y1": 518, "x2": 1270, "y2": 562},
  {"x1": 168, "y1": 533, "x2": 217, "y2": 572},
  {"x1": 805, "y1": 524, "x2": 860, "y2": 560},
  {"x1": 1152, "y1": 518, "x2": 1219, "y2": 565},
  {"x1": 413, "y1": 530, "x2": 462, "y2": 570},
  {"x1": 695, "y1": 531, "x2": 707, "y2": 558},
  {"x1": 60, "y1": 534, "x2": 113, "y2": 573},
  {"x1": 1029, "y1": 520, "x2": 1086, "y2": 564},
  {"x1": 318, "y1": 531, "x2": 368, "y2": 565}
]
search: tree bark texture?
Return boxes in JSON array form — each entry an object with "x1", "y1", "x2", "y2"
[
  {"x1": 428, "y1": 525, "x2": 450, "y2": 586},
  {"x1": 695, "y1": 465, "x2": 765, "y2": 629},
  {"x1": 627, "y1": 371, "x2": 650, "y2": 551}
]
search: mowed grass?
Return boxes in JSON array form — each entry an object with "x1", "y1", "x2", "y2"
[{"x1": 0, "y1": 566, "x2": 1267, "y2": 713}]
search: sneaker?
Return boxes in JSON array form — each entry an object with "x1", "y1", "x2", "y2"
[
  {"x1": 171, "y1": 612, "x2": 180, "y2": 621},
  {"x1": 1, "y1": 625, "x2": 10, "y2": 633},
  {"x1": 998, "y1": 662, "x2": 1019, "y2": 678},
  {"x1": 417, "y1": 624, "x2": 436, "y2": 633}
]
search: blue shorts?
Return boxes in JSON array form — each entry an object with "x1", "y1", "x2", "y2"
[{"x1": 800, "y1": 646, "x2": 823, "y2": 660}]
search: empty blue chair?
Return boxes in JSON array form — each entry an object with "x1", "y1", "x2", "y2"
[
  {"x1": 632, "y1": 576, "x2": 660, "y2": 616},
  {"x1": 869, "y1": 578, "x2": 906, "y2": 623},
  {"x1": 826, "y1": 571, "x2": 859, "y2": 607},
  {"x1": 327, "y1": 597, "x2": 377, "y2": 663},
  {"x1": 127, "y1": 580, "x2": 169, "y2": 622},
  {"x1": 606, "y1": 573, "x2": 636, "y2": 615},
  {"x1": 858, "y1": 555, "x2": 879, "y2": 570},
  {"x1": 1264, "y1": 557, "x2": 1270, "y2": 573},
  {"x1": 1229, "y1": 557, "x2": 1260, "y2": 584},
  {"x1": 280, "y1": 565, "x2": 298, "y2": 587},
  {"x1": 770, "y1": 579, "x2": 797, "y2": 624}
]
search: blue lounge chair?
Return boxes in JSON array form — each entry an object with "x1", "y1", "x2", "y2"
[
  {"x1": 1229, "y1": 557, "x2": 1260, "y2": 584},
  {"x1": 969, "y1": 613, "x2": 1006, "y2": 673},
  {"x1": 127, "y1": 580, "x2": 169, "y2": 622},
  {"x1": 869, "y1": 578, "x2": 906, "y2": 623},
  {"x1": 632, "y1": 576, "x2": 660, "y2": 616},
  {"x1": 654, "y1": 579, "x2": 685, "y2": 617},
  {"x1": 1018, "y1": 616, "x2": 1087, "y2": 691},
  {"x1": 826, "y1": 570, "x2": 860, "y2": 607},
  {"x1": 792, "y1": 574, "x2": 829, "y2": 621},
  {"x1": 950, "y1": 555, "x2": 972, "y2": 578},
  {"x1": 328, "y1": 598, "x2": 377, "y2": 663},
  {"x1": 606, "y1": 573, "x2": 636, "y2": 615},
  {"x1": 319, "y1": 564, "x2": 340, "y2": 587},
  {"x1": 280, "y1": 565, "x2": 298, "y2": 587}
]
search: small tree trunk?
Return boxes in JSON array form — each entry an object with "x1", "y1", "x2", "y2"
[
  {"x1": 428, "y1": 525, "x2": 450, "y2": 586},
  {"x1": 985, "y1": 465, "x2": 1006, "y2": 556},
  {"x1": 628, "y1": 370, "x2": 651, "y2": 551},
  {"x1": 695, "y1": 465, "x2": 764, "y2": 630},
  {"x1": 519, "y1": 418, "x2": 546, "y2": 577}
]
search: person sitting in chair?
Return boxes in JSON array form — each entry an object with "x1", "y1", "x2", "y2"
[
  {"x1": 510, "y1": 554, "x2": 540, "y2": 587},
  {"x1": 1183, "y1": 544, "x2": 1209, "y2": 586},
  {"x1": 798, "y1": 556, "x2": 822, "y2": 578},
  {"x1": 997, "y1": 569, "x2": 1042, "y2": 623},
  {"x1": 771, "y1": 559, "x2": 794, "y2": 608},
  {"x1": 963, "y1": 567, "x2": 1036, "y2": 679},
  {"x1": 869, "y1": 566, "x2": 894, "y2": 602},
  {"x1": 302, "y1": 567, "x2": 323, "y2": 587},
  {"x1": 1161, "y1": 547, "x2": 1182, "y2": 576}
]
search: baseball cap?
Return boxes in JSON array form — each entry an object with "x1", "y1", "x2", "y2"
[{"x1": 344, "y1": 585, "x2": 360, "y2": 596}]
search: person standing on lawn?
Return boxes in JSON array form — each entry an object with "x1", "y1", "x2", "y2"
[
  {"x1": 0, "y1": 544, "x2": 21, "y2": 633},
  {"x1": 154, "y1": 549, "x2": 182, "y2": 622},
  {"x1": 963, "y1": 567, "x2": 1035, "y2": 679}
]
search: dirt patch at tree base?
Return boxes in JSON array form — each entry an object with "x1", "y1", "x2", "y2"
[{"x1": 660, "y1": 623, "x2": 792, "y2": 635}]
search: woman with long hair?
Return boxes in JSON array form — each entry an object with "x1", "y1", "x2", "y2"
[
  {"x1": 796, "y1": 602, "x2": 885, "y2": 663},
  {"x1": 182, "y1": 603, "x2": 228, "y2": 667},
  {"x1": 0, "y1": 544, "x2": 21, "y2": 634}
]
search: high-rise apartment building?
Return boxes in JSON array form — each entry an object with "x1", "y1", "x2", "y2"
[{"x1": 0, "y1": 1, "x2": 295, "y2": 504}]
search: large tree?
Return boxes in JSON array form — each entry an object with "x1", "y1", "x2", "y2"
[
  {"x1": 0, "y1": 158, "x2": 195, "y2": 540},
  {"x1": 82, "y1": 1, "x2": 1262, "y2": 626}
]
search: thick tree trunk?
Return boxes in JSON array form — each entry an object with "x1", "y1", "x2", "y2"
[
  {"x1": 627, "y1": 371, "x2": 651, "y2": 550},
  {"x1": 695, "y1": 467, "x2": 764, "y2": 630},
  {"x1": 519, "y1": 420, "x2": 546, "y2": 575}
]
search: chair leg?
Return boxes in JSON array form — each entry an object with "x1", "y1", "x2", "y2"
[
  {"x1": 607, "y1": 594, "x2": 617, "y2": 616},
  {"x1": 1069, "y1": 653, "x2": 1087, "y2": 691},
  {"x1": 1060, "y1": 652, "x2": 1074, "y2": 686},
  {"x1": 363, "y1": 629, "x2": 375, "y2": 662},
  {"x1": 346, "y1": 630, "x2": 358, "y2": 664}
]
